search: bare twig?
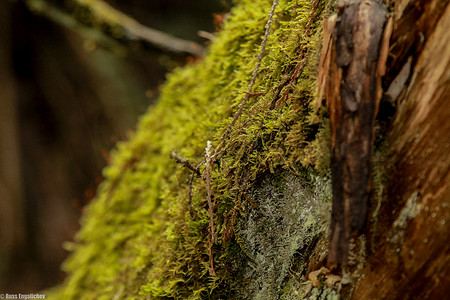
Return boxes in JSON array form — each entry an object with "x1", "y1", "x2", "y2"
[
  {"x1": 204, "y1": 142, "x2": 216, "y2": 243},
  {"x1": 187, "y1": 172, "x2": 197, "y2": 219},
  {"x1": 213, "y1": 0, "x2": 279, "y2": 156},
  {"x1": 169, "y1": 151, "x2": 200, "y2": 218},
  {"x1": 222, "y1": 0, "x2": 278, "y2": 136},
  {"x1": 75, "y1": 0, "x2": 204, "y2": 56},
  {"x1": 169, "y1": 151, "x2": 201, "y2": 176},
  {"x1": 25, "y1": 0, "x2": 204, "y2": 57},
  {"x1": 122, "y1": 13, "x2": 205, "y2": 57},
  {"x1": 203, "y1": 141, "x2": 217, "y2": 276},
  {"x1": 270, "y1": 0, "x2": 321, "y2": 109},
  {"x1": 25, "y1": 0, "x2": 127, "y2": 55},
  {"x1": 198, "y1": 30, "x2": 215, "y2": 42},
  {"x1": 208, "y1": 235, "x2": 216, "y2": 277}
]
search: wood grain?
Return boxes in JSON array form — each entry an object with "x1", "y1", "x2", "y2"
[{"x1": 325, "y1": 0, "x2": 387, "y2": 265}]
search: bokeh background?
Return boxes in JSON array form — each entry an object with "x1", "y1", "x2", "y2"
[{"x1": 0, "y1": 0, "x2": 228, "y2": 292}]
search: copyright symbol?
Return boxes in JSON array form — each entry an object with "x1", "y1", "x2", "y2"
[{"x1": 0, "y1": 294, "x2": 5, "y2": 299}]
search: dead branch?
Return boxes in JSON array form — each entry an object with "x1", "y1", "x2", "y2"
[
  {"x1": 214, "y1": 0, "x2": 279, "y2": 157},
  {"x1": 203, "y1": 141, "x2": 217, "y2": 276},
  {"x1": 270, "y1": 0, "x2": 321, "y2": 109},
  {"x1": 169, "y1": 151, "x2": 201, "y2": 176},
  {"x1": 25, "y1": 0, "x2": 204, "y2": 57}
]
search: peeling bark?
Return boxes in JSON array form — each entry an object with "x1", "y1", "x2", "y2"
[
  {"x1": 352, "y1": 1, "x2": 450, "y2": 298},
  {"x1": 324, "y1": 0, "x2": 387, "y2": 265}
]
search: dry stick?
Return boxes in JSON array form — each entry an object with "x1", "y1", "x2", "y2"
[
  {"x1": 170, "y1": 146, "x2": 216, "y2": 275},
  {"x1": 27, "y1": 0, "x2": 204, "y2": 57},
  {"x1": 271, "y1": 0, "x2": 321, "y2": 109},
  {"x1": 204, "y1": 141, "x2": 217, "y2": 276},
  {"x1": 187, "y1": 172, "x2": 197, "y2": 219},
  {"x1": 213, "y1": 0, "x2": 279, "y2": 157},
  {"x1": 74, "y1": 0, "x2": 204, "y2": 56},
  {"x1": 169, "y1": 151, "x2": 201, "y2": 219},
  {"x1": 169, "y1": 151, "x2": 201, "y2": 176}
]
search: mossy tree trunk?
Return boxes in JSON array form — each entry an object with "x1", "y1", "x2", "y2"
[{"x1": 49, "y1": 0, "x2": 449, "y2": 298}]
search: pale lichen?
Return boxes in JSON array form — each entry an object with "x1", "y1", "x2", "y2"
[
  {"x1": 233, "y1": 172, "x2": 331, "y2": 299},
  {"x1": 388, "y1": 191, "x2": 421, "y2": 245}
]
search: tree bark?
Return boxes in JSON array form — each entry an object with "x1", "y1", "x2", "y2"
[
  {"x1": 325, "y1": 0, "x2": 387, "y2": 265},
  {"x1": 351, "y1": 0, "x2": 450, "y2": 297}
]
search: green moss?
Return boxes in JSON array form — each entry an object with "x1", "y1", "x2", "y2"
[{"x1": 54, "y1": 0, "x2": 336, "y2": 299}]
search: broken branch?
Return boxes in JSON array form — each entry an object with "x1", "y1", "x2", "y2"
[
  {"x1": 204, "y1": 141, "x2": 217, "y2": 276},
  {"x1": 214, "y1": 0, "x2": 279, "y2": 157},
  {"x1": 26, "y1": 0, "x2": 204, "y2": 57},
  {"x1": 169, "y1": 151, "x2": 201, "y2": 176}
]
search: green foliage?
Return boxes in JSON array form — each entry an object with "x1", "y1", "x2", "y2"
[{"x1": 55, "y1": 0, "x2": 336, "y2": 299}]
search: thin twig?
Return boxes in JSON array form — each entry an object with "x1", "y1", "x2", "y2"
[
  {"x1": 208, "y1": 235, "x2": 216, "y2": 277},
  {"x1": 198, "y1": 30, "x2": 216, "y2": 42},
  {"x1": 74, "y1": 0, "x2": 204, "y2": 56},
  {"x1": 204, "y1": 141, "x2": 216, "y2": 244},
  {"x1": 203, "y1": 141, "x2": 217, "y2": 276},
  {"x1": 187, "y1": 172, "x2": 197, "y2": 219},
  {"x1": 214, "y1": 0, "x2": 279, "y2": 156},
  {"x1": 26, "y1": 0, "x2": 204, "y2": 57},
  {"x1": 270, "y1": 0, "x2": 321, "y2": 109},
  {"x1": 169, "y1": 151, "x2": 201, "y2": 176},
  {"x1": 25, "y1": 0, "x2": 127, "y2": 55},
  {"x1": 169, "y1": 151, "x2": 201, "y2": 219}
]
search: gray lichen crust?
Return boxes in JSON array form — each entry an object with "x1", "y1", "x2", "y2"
[{"x1": 234, "y1": 172, "x2": 331, "y2": 299}]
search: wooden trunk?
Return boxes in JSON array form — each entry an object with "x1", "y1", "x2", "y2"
[{"x1": 324, "y1": 0, "x2": 450, "y2": 298}]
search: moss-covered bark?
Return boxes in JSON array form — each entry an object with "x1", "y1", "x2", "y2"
[{"x1": 52, "y1": 0, "x2": 337, "y2": 298}]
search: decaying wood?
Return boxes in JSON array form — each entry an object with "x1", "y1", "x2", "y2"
[
  {"x1": 385, "y1": 0, "x2": 448, "y2": 84},
  {"x1": 325, "y1": 0, "x2": 387, "y2": 265},
  {"x1": 316, "y1": 14, "x2": 336, "y2": 108},
  {"x1": 352, "y1": 1, "x2": 450, "y2": 298}
]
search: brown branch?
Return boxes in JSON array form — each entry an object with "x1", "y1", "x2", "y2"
[
  {"x1": 203, "y1": 141, "x2": 217, "y2": 276},
  {"x1": 169, "y1": 146, "x2": 216, "y2": 274},
  {"x1": 270, "y1": 0, "x2": 320, "y2": 109},
  {"x1": 208, "y1": 235, "x2": 216, "y2": 277},
  {"x1": 221, "y1": 0, "x2": 278, "y2": 136},
  {"x1": 187, "y1": 172, "x2": 197, "y2": 219},
  {"x1": 169, "y1": 151, "x2": 201, "y2": 176},
  {"x1": 169, "y1": 147, "x2": 215, "y2": 276},
  {"x1": 25, "y1": 0, "x2": 204, "y2": 57},
  {"x1": 213, "y1": 0, "x2": 279, "y2": 157}
]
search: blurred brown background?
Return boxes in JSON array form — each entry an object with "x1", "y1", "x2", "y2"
[{"x1": 0, "y1": 0, "x2": 227, "y2": 292}]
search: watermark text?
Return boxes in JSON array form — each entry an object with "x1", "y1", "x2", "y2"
[{"x1": 0, "y1": 293, "x2": 46, "y2": 299}]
